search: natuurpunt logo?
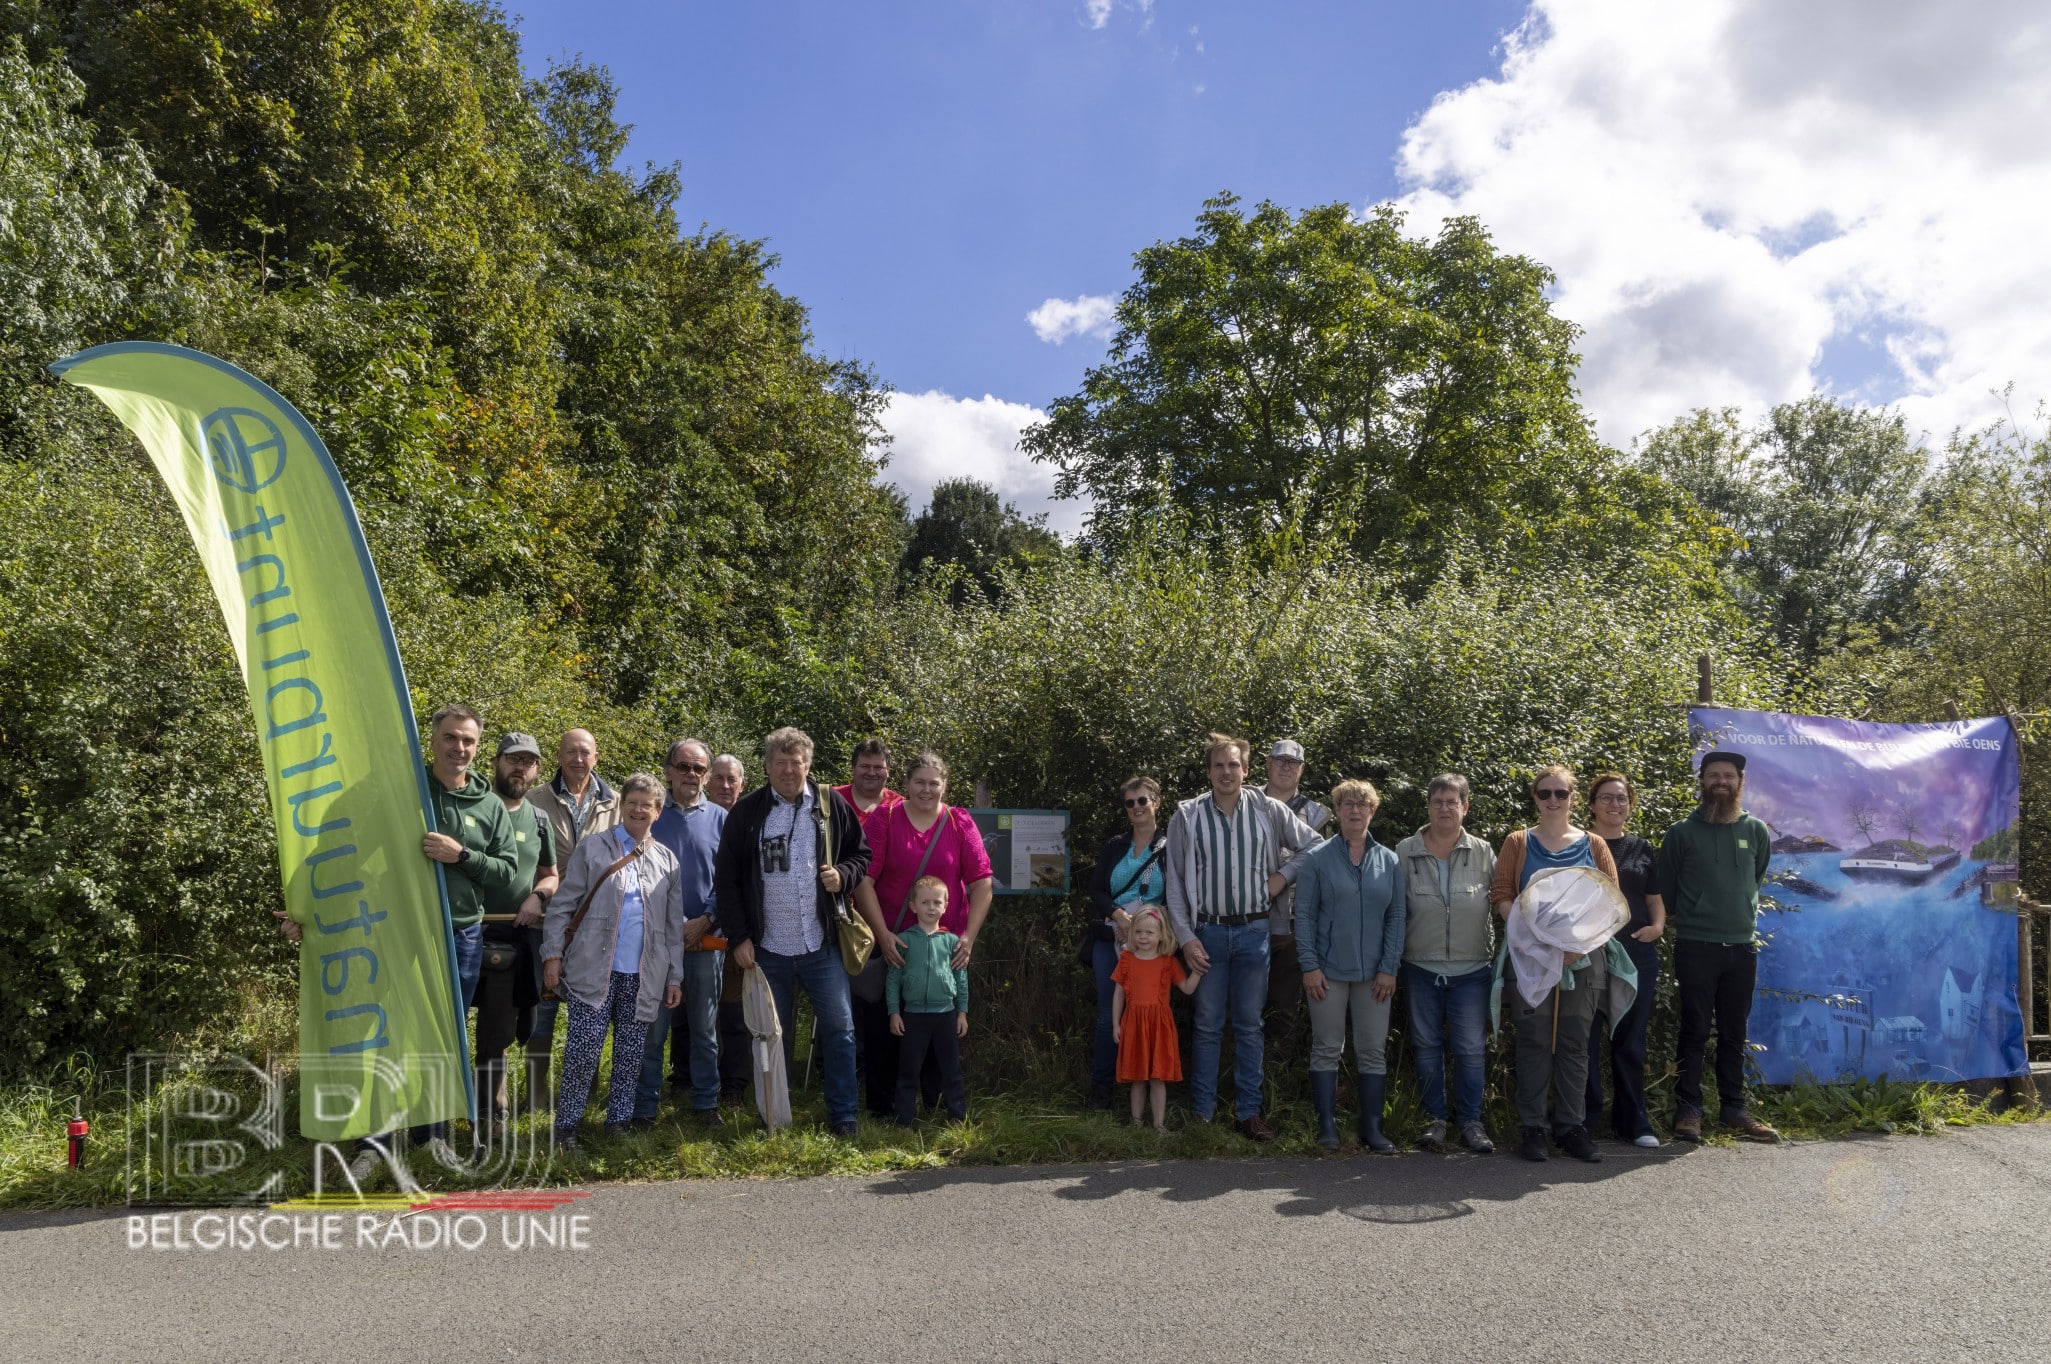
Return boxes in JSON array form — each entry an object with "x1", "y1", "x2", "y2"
[{"x1": 125, "y1": 1053, "x2": 592, "y2": 1253}]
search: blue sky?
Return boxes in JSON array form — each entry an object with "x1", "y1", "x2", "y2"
[{"x1": 510, "y1": 2, "x2": 2051, "y2": 531}]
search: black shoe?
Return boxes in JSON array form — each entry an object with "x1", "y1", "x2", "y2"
[
  {"x1": 602, "y1": 1121, "x2": 630, "y2": 1139},
  {"x1": 628, "y1": 1116, "x2": 659, "y2": 1132},
  {"x1": 1087, "y1": 1084, "x2": 1115, "y2": 1111},
  {"x1": 1555, "y1": 1126, "x2": 1602, "y2": 1163},
  {"x1": 695, "y1": 1107, "x2": 726, "y2": 1129},
  {"x1": 1519, "y1": 1126, "x2": 1549, "y2": 1162},
  {"x1": 830, "y1": 1120, "x2": 860, "y2": 1138},
  {"x1": 554, "y1": 1130, "x2": 580, "y2": 1152}
]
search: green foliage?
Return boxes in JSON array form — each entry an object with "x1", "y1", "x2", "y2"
[
  {"x1": 900, "y1": 477, "x2": 1060, "y2": 603},
  {"x1": 1636, "y1": 396, "x2": 1933, "y2": 663}
]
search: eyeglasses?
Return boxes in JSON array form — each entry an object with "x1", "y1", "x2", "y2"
[
  {"x1": 1535, "y1": 788, "x2": 1572, "y2": 802},
  {"x1": 1123, "y1": 796, "x2": 1153, "y2": 808},
  {"x1": 1593, "y1": 793, "x2": 1630, "y2": 805},
  {"x1": 669, "y1": 761, "x2": 708, "y2": 774}
]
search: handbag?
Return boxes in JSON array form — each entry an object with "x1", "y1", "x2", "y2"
[
  {"x1": 1075, "y1": 836, "x2": 1165, "y2": 968},
  {"x1": 851, "y1": 806, "x2": 949, "y2": 1004},
  {"x1": 821, "y1": 790, "x2": 876, "y2": 977},
  {"x1": 542, "y1": 842, "x2": 641, "y2": 1003}
]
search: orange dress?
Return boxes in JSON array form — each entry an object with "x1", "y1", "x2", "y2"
[{"x1": 1113, "y1": 951, "x2": 1186, "y2": 1083}]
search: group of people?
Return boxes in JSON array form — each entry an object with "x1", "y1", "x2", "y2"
[
  {"x1": 291, "y1": 709, "x2": 1776, "y2": 1186},
  {"x1": 1084, "y1": 733, "x2": 1779, "y2": 1163}
]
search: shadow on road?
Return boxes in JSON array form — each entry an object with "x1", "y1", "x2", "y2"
[{"x1": 877, "y1": 1141, "x2": 1692, "y2": 1223}]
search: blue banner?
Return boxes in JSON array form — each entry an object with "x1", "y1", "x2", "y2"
[{"x1": 1689, "y1": 706, "x2": 2025, "y2": 1084}]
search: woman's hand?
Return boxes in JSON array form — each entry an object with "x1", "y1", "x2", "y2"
[
  {"x1": 1110, "y1": 907, "x2": 1133, "y2": 937},
  {"x1": 1370, "y1": 972, "x2": 1397, "y2": 1003},
  {"x1": 881, "y1": 929, "x2": 907, "y2": 968},
  {"x1": 819, "y1": 865, "x2": 843, "y2": 894},
  {"x1": 663, "y1": 984, "x2": 682, "y2": 1010},
  {"x1": 951, "y1": 933, "x2": 975, "y2": 970},
  {"x1": 1302, "y1": 969, "x2": 1329, "y2": 1002},
  {"x1": 542, "y1": 959, "x2": 562, "y2": 993},
  {"x1": 1631, "y1": 923, "x2": 1662, "y2": 942}
]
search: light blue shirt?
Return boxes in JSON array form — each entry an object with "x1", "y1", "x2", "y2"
[
  {"x1": 759, "y1": 785, "x2": 823, "y2": 957},
  {"x1": 609, "y1": 825, "x2": 646, "y2": 974}
]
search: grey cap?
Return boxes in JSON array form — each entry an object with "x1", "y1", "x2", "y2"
[
  {"x1": 496, "y1": 732, "x2": 543, "y2": 759},
  {"x1": 1268, "y1": 739, "x2": 1306, "y2": 762}
]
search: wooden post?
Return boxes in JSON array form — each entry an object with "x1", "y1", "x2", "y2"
[
  {"x1": 1696, "y1": 653, "x2": 1714, "y2": 705},
  {"x1": 1944, "y1": 700, "x2": 1963, "y2": 722},
  {"x1": 974, "y1": 778, "x2": 991, "y2": 808}
]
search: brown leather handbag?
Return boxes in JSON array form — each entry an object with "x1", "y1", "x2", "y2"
[{"x1": 543, "y1": 844, "x2": 641, "y2": 1002}]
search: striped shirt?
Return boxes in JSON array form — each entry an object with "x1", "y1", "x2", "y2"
[{"x1": 1165, "y1": 786, "x2": 1323, "y2": 947}]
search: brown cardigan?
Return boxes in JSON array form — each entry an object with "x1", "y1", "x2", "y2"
[{"x1": 1491, "y1": 828, "x2": 1619, "y2": 911}]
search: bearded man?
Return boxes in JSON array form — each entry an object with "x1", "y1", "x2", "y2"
[{"x1": 1656, "y1": 750, "x2": 1779, "y2": 1144}]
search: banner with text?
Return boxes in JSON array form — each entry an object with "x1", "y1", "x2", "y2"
[
  {"x1": 1689, "y1": 706, "x2": 2024, "y2": 1084},
  {"x1": 55, "y1": 342, "x2": 469, "y2": 1138}
]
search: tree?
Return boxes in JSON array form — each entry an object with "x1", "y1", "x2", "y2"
[
  {"x1": 900, "y1": 478, "x2": 1062, "y2": 602},
  {"x1": 1636, "y1": 396, "x2": 1932, "y2": 663},
  {"x1": 1021, "y1": 194, "x2": 1630, "y2": 574},
  {"x1": 1846, "y1": 797, "x2": 1879, "y2": 846}
]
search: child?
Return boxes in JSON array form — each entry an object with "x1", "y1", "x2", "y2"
[
  {"x1": 1111, "y1": 906, "x2": 1203, "y2": 1132},
  {"x1": 886, "y1": 875, "x2": 970, "y2": 1124}
]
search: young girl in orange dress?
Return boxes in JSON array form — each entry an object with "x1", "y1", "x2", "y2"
[{"x1": 1111, "y1": 906, "x2": 1205, "y2": 1131}]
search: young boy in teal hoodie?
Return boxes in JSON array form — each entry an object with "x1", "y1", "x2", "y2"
[{"x1": 886, "y1": 875, "x2": 969, "y2": 1124}]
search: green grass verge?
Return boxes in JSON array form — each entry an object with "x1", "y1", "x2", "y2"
[{"x1": 0, "y1": 1054, "x2": 2039, "y2": 1210}]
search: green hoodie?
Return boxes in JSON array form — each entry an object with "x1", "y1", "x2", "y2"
[
  {"x1": 1656, "y1": 808, "x2": 1772, "y2": 944},
  {"x1": 425, "y1": 767, "x2": 518, "y2": 928}
]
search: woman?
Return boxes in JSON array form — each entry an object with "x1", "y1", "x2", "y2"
[
  {"x1": 1394, "y1": 773, "x2": 1499, "y2": 1155},
  {"x1": 542, "y1": 773, "x2": 686, "y2": 1149},
  {"x1": 1294, "y1": 780, "x2": 1406, "y2": 1152},
  {"x1": 1084, "y1": 776, "x2": 1169, "y2": 1109},
  {"x1": 851, "y1": 750, "x2": 994, "y2": 1118},
  {"x1": 1490, "y1": 765, "x2": 1620, "y2": 1164},
  {"x1": 1583, "y1": 772, "x2": 1667, "y2": 1147}
]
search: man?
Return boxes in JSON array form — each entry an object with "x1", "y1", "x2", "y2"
[
  {"x1": 522, "y1": 728, "x2": 622, "y2": 1112},
  {"x1": 1657, "y1": 750, "x2": 1780, "y2": 1144},
  {"x1": 835, "y1": 736, "x2": 902, "y2": 1115},
  {"x1": 473, "y1": 732, "x2": 559, "y2": 1143},
  {"x1": 1255, "y1": 738, "x2": 1332, "y2": 1044},
  {"x1": 706, "y1": 753, "x2": 752, "y2": 1095},
  {"x1": 410, "y1": 705, "x2": 518, "y2": 1168},
  {"x1": 637, "y1": 738, "x2": 728, "y2": 1127},
  {"x1": 834, "y1": 736, "x2": 902, "y2": 833},
  {"x1": 713, "y1": 727, "x2": 878, "y2": 1136},
  {"x1": 707, "y1": 754, "x2": 746, "y2": 811},
  {"x1": 1165, "y1": 732, "x2": 1322, "y2": 1141}
]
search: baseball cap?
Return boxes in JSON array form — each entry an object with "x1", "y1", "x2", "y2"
[
  {"x1": 1268, "y1": 739, "x2": 1306, "y2": 762},
  {"x1": 1698, "y1": 749, "x2": 1746, "y2": 773},
  {"x1": 496, "y1": 732, "x2": 543, "y2": 759}
]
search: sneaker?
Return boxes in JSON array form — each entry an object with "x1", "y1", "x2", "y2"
[
  {"x1": 1518, "y1": 1126, "x2": 1549, "y2": 1162},
  {"x1": 1418, "y1": 1120, "x2": 1448, "y2": 1152},
  {"x1": 1672, "y1": 1110, "x2": 1704, "y2": 1143},
  {"x1": 554, "y1": 1130, "x2": 580, "y2": 1153},
  {"x1": 344, "y1": 1147, "x2": 386, "y2": 1192},
  {"x1": 695, "y1": 1107, "x2": 726, "y2": 1129},
  {"x1": 1555, "y1": 1126, "x2": 1602, "y2": 1163},
  {"x1": 628, "y1": 1116, "x2": 659, "y2": 1132},
  {"x1": 422, "y1": 1137, "x2": 468, "y2": 1173},
  {"x1": 1725, "y1": 1111, "x2": 1781, "y2": 1143},
  {"x1": 602, "y1": 1121, "x2": 631, "y2": 1139},
  {"x1": 1236, "y1": 1114, "x2": 1278, "y2": 1143},
  {"x1": 1633, "y1": 1133, "x2": 1662, "y2": 1149},
  {"x1": 1459, "y1": 1122, "x2": 1495, "y2": 1155},
  {"x1": 830, "y1": 1120, "x2": 861, "y2": 1138}
]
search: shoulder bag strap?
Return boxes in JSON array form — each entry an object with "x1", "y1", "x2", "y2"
[
  {"x1": 1108, "y1": 836, "x2": 1166, "y2": 904},
  {"x1": 562, "y1": 842, "x2": 641, "y2": 962},
  {"x1": 892, "y1": 807, "x2": 952, "y2": 933}
]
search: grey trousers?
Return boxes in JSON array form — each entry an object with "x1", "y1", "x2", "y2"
[
  {"x1": 1507, "y1": 954, "x2": 1606, "y2": 1132},
  {"x1": 1306, "y1": 978, "x2": 1393, "y2": 1076}
]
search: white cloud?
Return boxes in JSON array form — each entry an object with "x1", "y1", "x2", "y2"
[
  {"x1": 1084, "y1": 0, "x2": 1112, "y2": 30},
  {"x1": 877, "y1": 390, "x2": 1089, "y2": 536},
  {"x1": 1392, "y1": 0, "x2": 2051, "y2": 446},
  {"x1": 1026, "y1": 293, "x2": 1119, "y2": 345}
]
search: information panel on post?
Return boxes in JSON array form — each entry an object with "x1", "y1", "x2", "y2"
[{"x1": 968, "y1": 809, "x2": 1071, "y2": 895}]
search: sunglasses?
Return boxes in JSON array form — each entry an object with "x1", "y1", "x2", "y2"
[
  {"x1": 669, "y1": 761, "x2": 708, "y2": 774},
  {"x1": 1123, "y1": 796, "x2": 1153, "y2": 808},
  {"x1": 1535, "y1": 788, "x2": 1572, "y2": 802}
]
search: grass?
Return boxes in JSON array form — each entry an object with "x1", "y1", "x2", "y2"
[{"x1": 0, "y1": 1048, "x2": 2039, "y2": 1210}]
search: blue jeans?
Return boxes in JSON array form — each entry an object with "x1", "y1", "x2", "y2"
[
  {"x1": 1402, "y1": 961, "x2": 1490, "y2": 1126},
  {"x1": 1189, "y1": 921, "x2": 1270, "y2": 1121},
  {"x1": 755, "y1": 942, "x2": 859, "y2": 1127},
  {"x1": 1090, "y1": 939, "x2": 1119, "y2": 1092},
  {"x1": 411, "y1": 922, "x2": 484, "y2": 1145},
  {"x1": 636, "y1": 949, "x2": 725, "y2": 1118}
]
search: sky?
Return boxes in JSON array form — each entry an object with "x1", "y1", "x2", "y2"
[{"x1": 510, "y1": 1, "x2": 2051, "y2": 535}]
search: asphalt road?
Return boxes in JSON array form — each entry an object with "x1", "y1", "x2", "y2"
[{"x1": 5, "y1": 1125, "x2": 2050, "y2": 1363}]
